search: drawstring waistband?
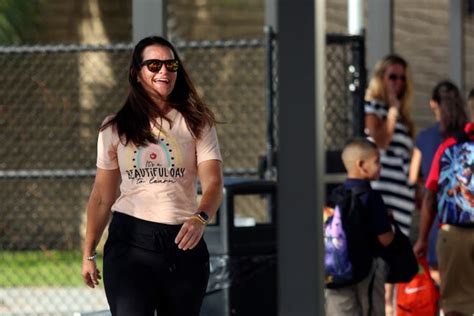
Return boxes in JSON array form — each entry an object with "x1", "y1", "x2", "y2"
[{"x1": 109, "y1": 211, "x2": 182, "y2": 271}]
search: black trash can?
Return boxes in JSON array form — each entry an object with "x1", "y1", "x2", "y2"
[{"x1": 201, "y1": 177, "x2": 277, "y2": 316}]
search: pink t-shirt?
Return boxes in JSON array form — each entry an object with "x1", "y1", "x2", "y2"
[{"x1": 96, "y1": 109, "x2": 222, "y2": 224}]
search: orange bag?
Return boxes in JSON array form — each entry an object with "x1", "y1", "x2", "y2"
[{"x1": 396, "y1": 257, "x2": 439, "y2": 316}]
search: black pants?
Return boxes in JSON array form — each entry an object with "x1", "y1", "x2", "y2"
[{"x1": 103, "y1": 212, "x2": 210, "y2": 316}]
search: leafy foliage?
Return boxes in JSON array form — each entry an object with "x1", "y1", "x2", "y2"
[{"x1": 0, "y1": 0, "x2": 41, "y2": 44}]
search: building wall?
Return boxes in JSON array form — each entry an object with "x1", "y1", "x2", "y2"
[
  {"x1": 34, "y1": 0, "x2": 131, "y2": 44},
  {"x1": 168, "y1": 0, "x2": 264, "y2": 40},
  {"x1": 326, "y1": 0, "x2": 348, "y2": 34},
  {"x1": 393, "y1": 0, "x2": 450, "y2": 130},
  {"x1": 326, "y1": 0, "x2": 474, "y2": 133},
  {"x1": 465, "y1": 7, "x2": 474, "y2": 112}
]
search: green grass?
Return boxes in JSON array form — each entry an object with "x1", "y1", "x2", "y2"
[{"x1": 0, "y1": 250, "x2": 103, "y2": 287}]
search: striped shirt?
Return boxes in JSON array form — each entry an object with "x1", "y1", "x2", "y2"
[{"x1": 365, "y1": 100, "x2": 415, "y2": 235}]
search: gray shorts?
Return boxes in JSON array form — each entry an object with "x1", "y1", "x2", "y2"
[{"x1": 325, "y1": 259, "x2": 384, "y2": 316}]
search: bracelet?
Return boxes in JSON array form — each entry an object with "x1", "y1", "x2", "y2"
[{"x1": 86, "y1": 252, "x2": 97, "y2": 261}]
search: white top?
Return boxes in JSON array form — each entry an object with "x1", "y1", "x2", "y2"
[{"x1": 96, "y1": 109, "x2": 222, "y2": 224}]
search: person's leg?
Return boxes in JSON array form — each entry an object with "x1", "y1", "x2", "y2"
[
  {"x1": 356, "y1": 263, "x2": 377, "y2": 316},
  {"x1": 436, "y1": 225, "x2": 474, "y2": 316},
  {"x1": 385, "y1": 283, "x2": 395, "y2": 316},
  {"x1": 156, "y1": 239, "x2": 210, "y2": 316},
  {"x1": 103, "y1": 214, "x2": 177, "y2": 316},
  {"x1": 103, "y1": 240, "x2": 157, "y2": 316},
  {"x1": 326, "y1": 286, "x2": 361, "y2": 316},
  {"x1": 370, "y1": 258, "x2": 387, "y2": 316}
]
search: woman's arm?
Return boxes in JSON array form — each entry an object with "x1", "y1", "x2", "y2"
[
  {"x1": 377, "y1": 230, "x2": 395, "y2": 247},
  {"x1": 82, "y1": 168, "x2": 120, "y2": 288},
  {"x1": 408, "y1": 147, "x2": 422, "y2": 185},
  {"x1": 175, "y1": 160, "x2": 223, "y2": 251},
  {"x1": 196, "y1": 159, "x2": 224, "y2": 220},
  {"x1": 408, "y1": 147, "x2": 426, "y2": 210},
  {"x1": 365, "y1": 108, "x2": 399, "y2": 149},
  {"x1": 413, "y1": 190, "x2": 437, "y2": 257}
]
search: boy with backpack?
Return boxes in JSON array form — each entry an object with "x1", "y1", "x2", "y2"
[
  {"x1": 324, "y1": 138, "x2": 394, "y2": 316},
  {"x1": 414, "y1": 122, "x2": 474, "y2": 316}
]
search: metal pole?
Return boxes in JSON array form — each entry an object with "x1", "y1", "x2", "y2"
[
  {"x1": 449, "y1": 0, "x2": 464, "y2": 91},
  {"x1": 132, "y1": 0, "x2": 167, "y2": 43},
  {"x1": 350, "y1": 35, "x2": 367, "y2": 137},
  {"x1": 277, "y1": 0, "x2": 325, "y2": 314},
  {"x1": 367, "y1": 0, "x2": 392, "y2": 70},
  {"x1": 348, "y1": 0, "x2": 363, "y2": 35},
  {"x1": 264, "y1": 25, "x2": 276, "y2": 179}
]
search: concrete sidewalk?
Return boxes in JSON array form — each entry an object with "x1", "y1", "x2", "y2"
[{"x1": 0, "y1": 287, "x2": 108, "y2": 316}]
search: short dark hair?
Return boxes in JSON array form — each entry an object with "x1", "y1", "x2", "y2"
[{"x1": 341, "y1": 137, "x2": 378, "y2": 172}]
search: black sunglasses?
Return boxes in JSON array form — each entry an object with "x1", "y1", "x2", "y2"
[
  {"x1": 388, "y1": 73, "x2": 406, "y2": 82},
  {"x1": 141, "y1": 59, "x2": 179, "y2": 73}
]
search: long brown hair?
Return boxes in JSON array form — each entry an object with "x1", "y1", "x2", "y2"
[
  {"x1": 365, "y1": 54, "x2": 415, "y2": 137},
  {"x1": 431, "y1": 80, "x2": 467, "y2": 138},
  {"x1": 101, "y1": 36, "x2": 216, "y2": 146}
]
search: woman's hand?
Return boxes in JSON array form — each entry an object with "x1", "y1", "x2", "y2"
[
  {"x1": 175, "y1": 217, "x2": 206, "y2": 251},
  {"x1": 82, "y1": 258, "x2": 101, "y2": 288},
  {"x1": 174, "y1": 159, "x2": 223, "y2": 251},
  {"x1": 387, "y1": 91, "x2": 401, "y2": 110}
]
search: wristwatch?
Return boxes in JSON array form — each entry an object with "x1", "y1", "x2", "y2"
[{"x1": 196, "y1": 211, "x2": 209, "y2": 223}]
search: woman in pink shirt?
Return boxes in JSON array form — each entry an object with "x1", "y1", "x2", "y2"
[{"x1": 81, "y1": 36, "x2": 223, "y2": 316}]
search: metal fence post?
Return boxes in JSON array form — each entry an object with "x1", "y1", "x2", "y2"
[
  {"x1": 264, "y1": 25, "x2": 276, "y2": 179},
  {"x1": 350, "y1": 34, "x2": 366, "y2": 137}
]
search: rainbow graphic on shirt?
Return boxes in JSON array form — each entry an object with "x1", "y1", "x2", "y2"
[{"x1": 123, "y1": 132, "x2": 185, "y2": 184}]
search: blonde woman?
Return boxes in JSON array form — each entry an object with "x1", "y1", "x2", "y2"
[
  {"x1": 364, "y1": 54, "x2": 416, "y2": 316},
  {"x1": 365, "y1": 54, "x2": 415, "y2": 235}
]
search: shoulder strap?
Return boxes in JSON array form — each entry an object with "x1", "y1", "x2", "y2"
[
  {"x1": 455, "y1": 130, "x2": 470, "y2": 143},
  {"x1": 455, "y1": 126, "x2": 474, "y2": 143},
  {"x1": 347, "y1": 186, "x2": 371, "y2": 221},
  {"x1": 328, "y1": 184, "x2": 347, "y2": 205},
  {"x1": 328, "y1": 184, "x2": 371, "y2": 210},
  {"x1": 350, "y1": 185, "x2": 371, "y2": 196}
]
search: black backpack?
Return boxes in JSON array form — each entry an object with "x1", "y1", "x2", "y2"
[
  {"x1": 324, "y1": 185, "x2": 374, "y2": 289},
  {"x1": 377, "y1": 222, "x2": 418, "y2": 284}
]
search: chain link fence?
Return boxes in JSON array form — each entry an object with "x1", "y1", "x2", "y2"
[
  {"x1": 0, "y1": 32, "x2": 364, "y2": 315},
  {"x1": 324, "y1": 34, "x2": 366, "y2": 181}
]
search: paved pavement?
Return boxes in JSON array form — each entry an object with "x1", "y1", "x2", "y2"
[{"x1": 0, "y1": 287, "x2": 109, "y2": 316}]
